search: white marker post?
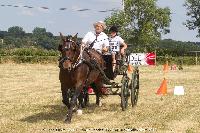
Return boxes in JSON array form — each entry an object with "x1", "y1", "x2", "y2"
[{"x1": 174, "y1": 86, "x2": 184, "y2": 95}]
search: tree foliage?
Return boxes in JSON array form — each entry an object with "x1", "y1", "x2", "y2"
[
  {"x1": 105, "y1": 0, "x2": 171, "y2": 52},
  {"x1": 0, "y1": 27, "x2": 60, "y2": 50},
  {"x1": 8, "y1": 26, "x2": 25, "y2": 38},
  {"x1": 157, "y1": 39, "x2": 200, "y2": 56},
  {"x1": 184, "y1": 0, "x2": 200, "y2": 37},
  {"x1": 1, "y1": 25, "x2": 200, "y2": 58},
  {"x1": 32, "y1": 27, "x2": 57, "y2": 50}
]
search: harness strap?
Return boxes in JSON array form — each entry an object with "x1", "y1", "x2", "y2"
[
  {"x1": 84, "y1": 48, "x2": 116, "y2": 85},
  {"x1": 89, "y1": 33, "x2": 99, "y2": 49},
  {"x1": 90, "y1": 59, "x2": 115, "y2": 85}
]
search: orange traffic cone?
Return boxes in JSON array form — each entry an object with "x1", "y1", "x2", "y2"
[
  {"x1": 163, "y1": 61, "x2": 169, "y2": 72},
  {"x1": 128, "y1": 64, "x2": 134, "y2": 73},
  {"x1": 156, "y1": 78, "x2": 167, "y2": 95}
]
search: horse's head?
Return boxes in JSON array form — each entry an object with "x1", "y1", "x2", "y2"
[{"x1": 58, "y1": 32, "x2": 79, "y2": 70}]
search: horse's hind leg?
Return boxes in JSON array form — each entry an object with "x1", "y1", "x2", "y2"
[
  {"x1": 92, "y1": 82, "x2": 103, "y2": 106},
  {"x1": 78, "y1": 87, "x2": 89, "y2": 108},
  {"x1": 65, "y1": 88, "x2": 81, "y2": 123}
]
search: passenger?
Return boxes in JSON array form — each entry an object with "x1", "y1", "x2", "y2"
[{"x1": 109, "y1": 26, "x2": 127, "y2": 71}]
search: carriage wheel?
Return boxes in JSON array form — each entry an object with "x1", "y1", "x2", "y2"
[
  {"x1": 131, "y1": 67, "x2": 139, "y2": 107},
  {"x1": 121, "y1": 75, "x2": 129, "y2": 111}
]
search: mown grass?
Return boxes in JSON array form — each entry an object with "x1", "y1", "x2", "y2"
[{"x1": 0, "y1": 64, "x2": 200, "y2": 133}]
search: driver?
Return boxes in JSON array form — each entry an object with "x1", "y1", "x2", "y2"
[{"x1": 81, "y1": 21, "x2": 109, "y2": 54}]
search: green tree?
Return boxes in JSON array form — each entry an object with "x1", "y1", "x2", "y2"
[
  {"x1": 32, "y1": 27, "x2": 57, "y2": 50},
  {"x1": 8, "y1": 26, "x2": 25, "y2": 38},
  {"x1": 184, "y1": 0, "x2": 200, "y2": 37},
  {"x1": 32, "y1": 27, "x2": 47, "y2": 37},
  {"x1": 105, "y1": 0, "x2": 171, "y2": 52}
]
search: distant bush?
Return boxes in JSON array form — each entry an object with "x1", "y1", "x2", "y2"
[
  {"x1": 0, "y1": 48, "x2": 59, "y2": 63},
  {"x1": 157, "y1": 56, "x2": 199, "y2": 65},
  {"x1": 0, "y1": 48, "x2": 199, "y2": 65},
  {"x1": 0, "y1": 48, "x2": 59, "y2": 56}
]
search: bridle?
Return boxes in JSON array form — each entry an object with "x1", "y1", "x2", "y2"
[{"x1": 59, "y1": 39, "x2": 81, "y2": 70}]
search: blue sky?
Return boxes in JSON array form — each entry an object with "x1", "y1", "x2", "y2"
[{"x1": 0, "y1": 0, "x2": 199, "y2": 42}]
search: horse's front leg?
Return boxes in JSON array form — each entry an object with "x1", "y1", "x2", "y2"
[
  {"x1": 61, "y1": 83, "x2": 70, "y2": 109},
  {"x1": 65, "y1": 88, "x2": 81, "y2": 123}
]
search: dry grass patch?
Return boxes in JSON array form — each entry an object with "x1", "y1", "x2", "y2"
[{"x1": 0, "y1": 64, "x2": 200, "y2": 132}]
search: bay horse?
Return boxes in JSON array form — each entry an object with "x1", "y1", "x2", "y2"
[{"x1": 58, "y1": 33, "x2": 106, "y2": 123}]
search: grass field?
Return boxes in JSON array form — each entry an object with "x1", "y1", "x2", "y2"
[{"x1": 0, "y1": 63, "x2": 200, "y2": 133}]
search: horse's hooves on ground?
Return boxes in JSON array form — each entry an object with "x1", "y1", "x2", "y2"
[
  {"x1": 61, "y1": 103, "x2": 66, "y2": 107},
  {"x1": 98, "y1": 101, "x2": 103, "y2": 107},
  {"x1": 77, "y1": 109, "x2": 83, "y2": 115},
  {"x1": 64, "y1": 118, "x2": 71, "y2": 124},
  {"x1": 73, "y1": 108, "x2": 77, "y2": 112}
]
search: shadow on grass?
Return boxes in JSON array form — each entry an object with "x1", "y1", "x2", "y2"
[
  {"x1": 20, "y1": 105, "x2": 67, "y2": 123},
  {"x1": 83, "y1": 103, "x2": 121, "y2": 114},
  {"x1": 20, "y1": 103, "x2": 122, "y2": 123}
]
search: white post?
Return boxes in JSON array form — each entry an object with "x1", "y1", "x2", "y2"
[{"x1": 0, "y1": 39, "x2": 3, "y2": 44}]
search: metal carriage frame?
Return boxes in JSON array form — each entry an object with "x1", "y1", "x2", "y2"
[{"x1": 86, "y1": 53, "x2": 140, "y2": 111}]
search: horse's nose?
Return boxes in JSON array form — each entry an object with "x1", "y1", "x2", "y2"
[
  {"x1": 68, "y1": 66, "x2": 72, "y2": 71},
  {"x1": 63, "y1": 61, "x2": 72, "y2": 71}
]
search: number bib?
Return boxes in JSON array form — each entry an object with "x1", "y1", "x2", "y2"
[{"x1": 110, "y1": 41, "x2": 120, "y2": 52}]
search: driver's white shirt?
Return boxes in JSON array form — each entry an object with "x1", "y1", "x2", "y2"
[{"x1": 82, "y1": 31, "x2": 109, "y2": 53}]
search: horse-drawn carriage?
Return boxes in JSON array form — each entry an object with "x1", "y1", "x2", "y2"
[
  {"x1": 58, "y1": 33, "x2": 139, "y2": 123},
  {"x1": 82, "y1": 51, "x2": 140, "y2": 111}
]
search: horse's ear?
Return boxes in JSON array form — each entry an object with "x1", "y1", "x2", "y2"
[
  {"x1": 59, "y1": 32, "x2": 66, "y2": 41},
  {"x1": 73, "y1": 33, "x2": 78, "y2": 41}
]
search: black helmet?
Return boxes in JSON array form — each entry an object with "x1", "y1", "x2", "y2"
[{"x1": 109, "y1": 26, "x2": 118, "y2": 33}]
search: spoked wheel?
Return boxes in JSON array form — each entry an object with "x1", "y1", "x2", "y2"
[
  {"x1": 131, "y1": 67, "x2": 139, "y2": 107},
  {"x1": 121, "y1": 74, "x2": 130, "y2": 111}
]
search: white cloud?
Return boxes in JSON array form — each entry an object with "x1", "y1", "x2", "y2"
[
  {"x1": 91, "y1": 0, "x2": 119, "y2": 4},
  {"x1": 47, "y1": 20, "x2": 55, "y2": 24},
  {"x1": 20, "y1": 10, "x2": 34, "y2": 16}
]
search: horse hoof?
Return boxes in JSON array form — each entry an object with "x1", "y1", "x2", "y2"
[
  {"x1": 77, "y1": 109, "x2": 83, "y2": 115},
  {"x1": 98, "y1": 101, "x2": 102, "y2": 107},
  {"x1": 64, "y1": 118, "x2": 71, "y2": 124},
  {"x1": 61, "y1": 103, "x2": 66, "y2": 107}
]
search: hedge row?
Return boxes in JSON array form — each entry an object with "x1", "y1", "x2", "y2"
[
  {"x1": 0, "y1": 55, "x2": 199, "y2": 65},
  {"x1": 0, "y1": 48, "x2": 59, "y2": 63},
  {"x1": 0, "y1": 48, "x2": 199, "y2": 65},
  {"x1": 0, "y1": 48, "x2": 59, "y2": 56},
  {"x1": 157, "y1": 56, "x2": 199, "y2": 65},
  {"x1": 0, "y1": 56, "x2": 58, "y2": 63}
]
